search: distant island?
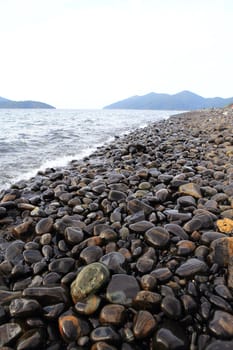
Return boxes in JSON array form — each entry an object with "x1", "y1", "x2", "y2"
[
  {"x1": 0, "y1": 96, "x2": 55, "y2": 109},
  {"x1": 104, "y1": 90, "x2": 233, "y2": 110}
]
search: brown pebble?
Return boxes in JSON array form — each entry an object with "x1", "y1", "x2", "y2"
[{"x1": 133, "y1": 310, "x2": 157, "y2": 339}]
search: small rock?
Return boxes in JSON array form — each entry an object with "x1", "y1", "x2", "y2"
[
  {"x1": 71, "y1": 262, "x2": 110, "y2": 303},
  {"x1": 179, "y1": 183, "x2": 202, "y2": 199},
  {"x1": 133, "y1": 310, "x2": 157, "y2": 339},
  {"x1": 209, "y1": 310, "x2": 233, "y2": 338},
  {"x1": 99, "y1": 304, "x2": 125, "y2": 325},
  {"x1": 217, "y1": 218, "x2": 233, "y2": 233},
  {"x1": 145, "y1": 227, "x2": 169, "y2": 248},
  {"x1": 0, "y1": 323, "x2": 22, "y2": 347},
  {"x1": 35, "y1": 217, "x2": 53, "y2": 235},
  {"x1": 176, "y1": 258, "x2": 208, "y2": 278},
  {"x1": 75, "y1": 294, "x2": 101, "y2": 315},
  {"x1": 106, "y1": 274, "x2": 140, "y2": 306}
]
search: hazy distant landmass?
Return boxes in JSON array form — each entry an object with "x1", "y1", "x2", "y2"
[
  {"x1": 104, "y1": 91, "x2": 233, "y2": 110},
  {"x1": 0, "y1": 96, "x2": 55, "y2": 109}
]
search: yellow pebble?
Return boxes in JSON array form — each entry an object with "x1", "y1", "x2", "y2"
[{"x1": 217, "y1": 218, "x2": 233, "y2": 233}]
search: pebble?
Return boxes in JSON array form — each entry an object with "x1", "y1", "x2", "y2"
[
  {"x1": 99, "y1": 304, "x2": 125, "y2": 325},
  {"x1": 209, "y1": 311, "x2": 233, "y2": 338},
  {"x1": 179, "y1": 182, "x2": 202, "y2": 198},
  {"x1": 48, "y1": 257, "x2": 75, "y2": 274},
  {"x1": 176, "y1": 258, "x2": 208, "y2": 278},
  {"x1": 90, "y1": 326, "x2": 120, "y2": 343},
  {"x1": 16, "y1": 329, "x2": 45, "y2": 350},
  {"x1": 35, "y1": 217, "x2": 53, "y2": 235},
  {"x1": 80, "y1": 246, "x2": 103, "y2": 264},
  {"x1": 145, "y1": 227, "x2": 170, "y2": 248},
  {"x1": 106, "y1": 274, "x2": 140, "y2": 306},
  {"x1": 71, "y1": 262, "x2": 110, "y2": 303},
  {"x1": 0, "y1": 323, "x2": 22, "y2": 347},
  {"x1": 58, "y1": 314, "x2": 82, "y2": 342},
  {"x1": 152, "y1": 320, "x2": 188, "y2": 349},
  {"x1": 1, "y1": 108, "x2": 233, "y2": 349},
  {"x1": 161, "y1": 296, "x2": 182, "y2": 320},
  {"x1": 75, "y1": 294, "x2": 101, "y2": 315},
  {"x1": 9, "y1": 298, "x2": 41, "y2": 318},
  {"x1": 23, "y1": 286, "x2": 69, "y2": 305},
  {"x1": 133, "y1": 310, "x2": 157, "y2": 339}
]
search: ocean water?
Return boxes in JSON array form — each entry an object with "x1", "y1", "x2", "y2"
[{"x1": 0, "y1": 109, "x2": 176, "y2": 190}]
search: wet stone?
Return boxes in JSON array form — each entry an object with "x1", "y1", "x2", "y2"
[
  {"x1": 91, "y1": 342, "x2": 118, "y2": 350},
  {"x1": 176, "y1": 258, "x2": 208, "y2": 278},
  {"x1": 209, "y1": 310, "x2": 233, "y2": 338},
  {"x1": 206, "y1": 340, "x2": 233, "y2": 350},
  {"x1": 164, "y1": 224, "x2": 189, "y2": 240},
  {"x1": 161, "y1": 296, "x2": 182, "y2": 320},
  {"x1": 75, "y1": 294, "x2": 101, "y2": 315},
  {"x1": 177, "y1": 195, "x2": 196, "y2": 207},
  {"x1": 100, "y1": 252, "x2": 125, "y2": 273},
  {"x1": 64, "y1": 227, "x2": 84, "y2": 245},
  {"x1": 80, "y1": 246, "x2": 103, "y2": 264},
  {"x1": 23, "y1": 249, "x2": 43, "y2": 264},
  {"x1": 48, "y1": 257, "x2": 75, "y2": 274},
  {"x1": 127, "y1": 199, "x2": 154, "y2": 215},
  {"x1": 0, "y1": 323, "x2": 22, "y2": 347},
  {"x1": 90, "y1": 326, "x2": 120, "y2": 343},
  {"x1": 16, "y1": 329, "x2": 45, "y2": 350},
  {"x1": 9, "y1": 298, "x2": 41, "y2": 318},
  {"x1": 176, "y1": 240, "x2": 196, "y2": 256},
  {"x1": 133, "y1": 310, "x2": 157, "y2": 339},
  {"x1": 23, "y1": 286, "x2": 69, "y2": 305},
  {"x1": 12, "y1": 220, "x2": 32, "y2": 238},
  {"x1": 164, "y1": 209, "x2": 192, "y2": 222},
  {"x1": 0, "y1": 290, "x2": 22, "y2": 305},
  {"x1": 151, "y1": 267, "x2": 172, "y2": 283},
  {"x1": 0, "y1": 206, "x2": 7, "y2": 217},
  {"x1": 208, "y1": 294, "x2": 232, "y2": 312},
  {"x1": 209, "y1": 237, "x2": 233, "y2": 266},
  {"x1": 201, "y1": 231, "x2": 226, "y2": 245},
  {"x1": 140, "y1": 274, "x2": 157, "y2": 291},
  {"x1": 183, "y1": 212, "x2": 214, "y2": 232},
  {"x1": 5, "y1": 240, "x2": 24, "y2": 265},
  {"x1": 155, "y1": 188, "x2": 169, "y2": 203},
  {"x1": 179, "y1": 182, "x2": 202, "y2": 199},
  {"x1": 214, "y1": 285, "x2": 233, "y2": 301},
  {"x1": 106, "y1": 274, "x2": 140, "y2": 306},
  {"x1": 180, "y1": 294, "x2": 197, "y2": 314},
  {"x1": 133, "y1": 290, "x2": 161, "y2": 310},
  {"x1": 152, "y1": 320, "x2": 188, "y2": 350},
  {"x1": 35, "y1": 217, "x2": 53, "y2": 235},
  {"x1": 58, "y1": 315, "x2": 82, "y2": 342},
  {"x1": 43, "y1": 272, "x2": 61, "y2": 285},
  {"x1": 108, "y1": 190, "x2": 127, "y2": 202},
  {"x1": 136, "y1": 257, "x2": 154, "y2": 273},
  {"x1": 129, "y1": 220, "x2": 154, "y2": 232},
  {"x1": 71, "y1": 262, "x2": 110, "y2": 303},
  {"x1": 145, "y1": 227, "x2": 170, "y2": 248},
  {"x1": 0, "y1": 304, "x2": 6, "y2": 322},
  {"x1": 99, "y1": 304, "x2": 125, "y2": 325},
  {"x1": 43, "y1": 303, "x2": 65, "y2": 319}
]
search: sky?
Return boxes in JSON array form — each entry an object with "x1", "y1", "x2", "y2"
[{"x1": 0, "y1": 0, "x2": 232, "y2": 109}]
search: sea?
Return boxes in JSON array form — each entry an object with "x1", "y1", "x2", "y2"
[{"x1": 0, "y1": 109, "x2": 177, "y2": 190}]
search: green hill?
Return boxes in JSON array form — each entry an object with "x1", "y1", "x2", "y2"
[
  {"x1": 104, "y1": 91, "x2": 233, "y2": 110},
  {"x1": 0, "y1": 96, "x2": 55, "y2": 109}
]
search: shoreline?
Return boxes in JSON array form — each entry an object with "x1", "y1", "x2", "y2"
[{"x1": 1, "y1": 107, "x2": 233, "y2": 349}]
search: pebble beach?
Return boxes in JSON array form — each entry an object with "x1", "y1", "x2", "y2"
[{"x1": 1, "y1": 107, "x2": 233, "y2": 349}]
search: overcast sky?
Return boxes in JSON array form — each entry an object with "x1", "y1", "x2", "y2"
[{"x1": 0, "y1": 0, "x2": 232, "y2": 108}]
